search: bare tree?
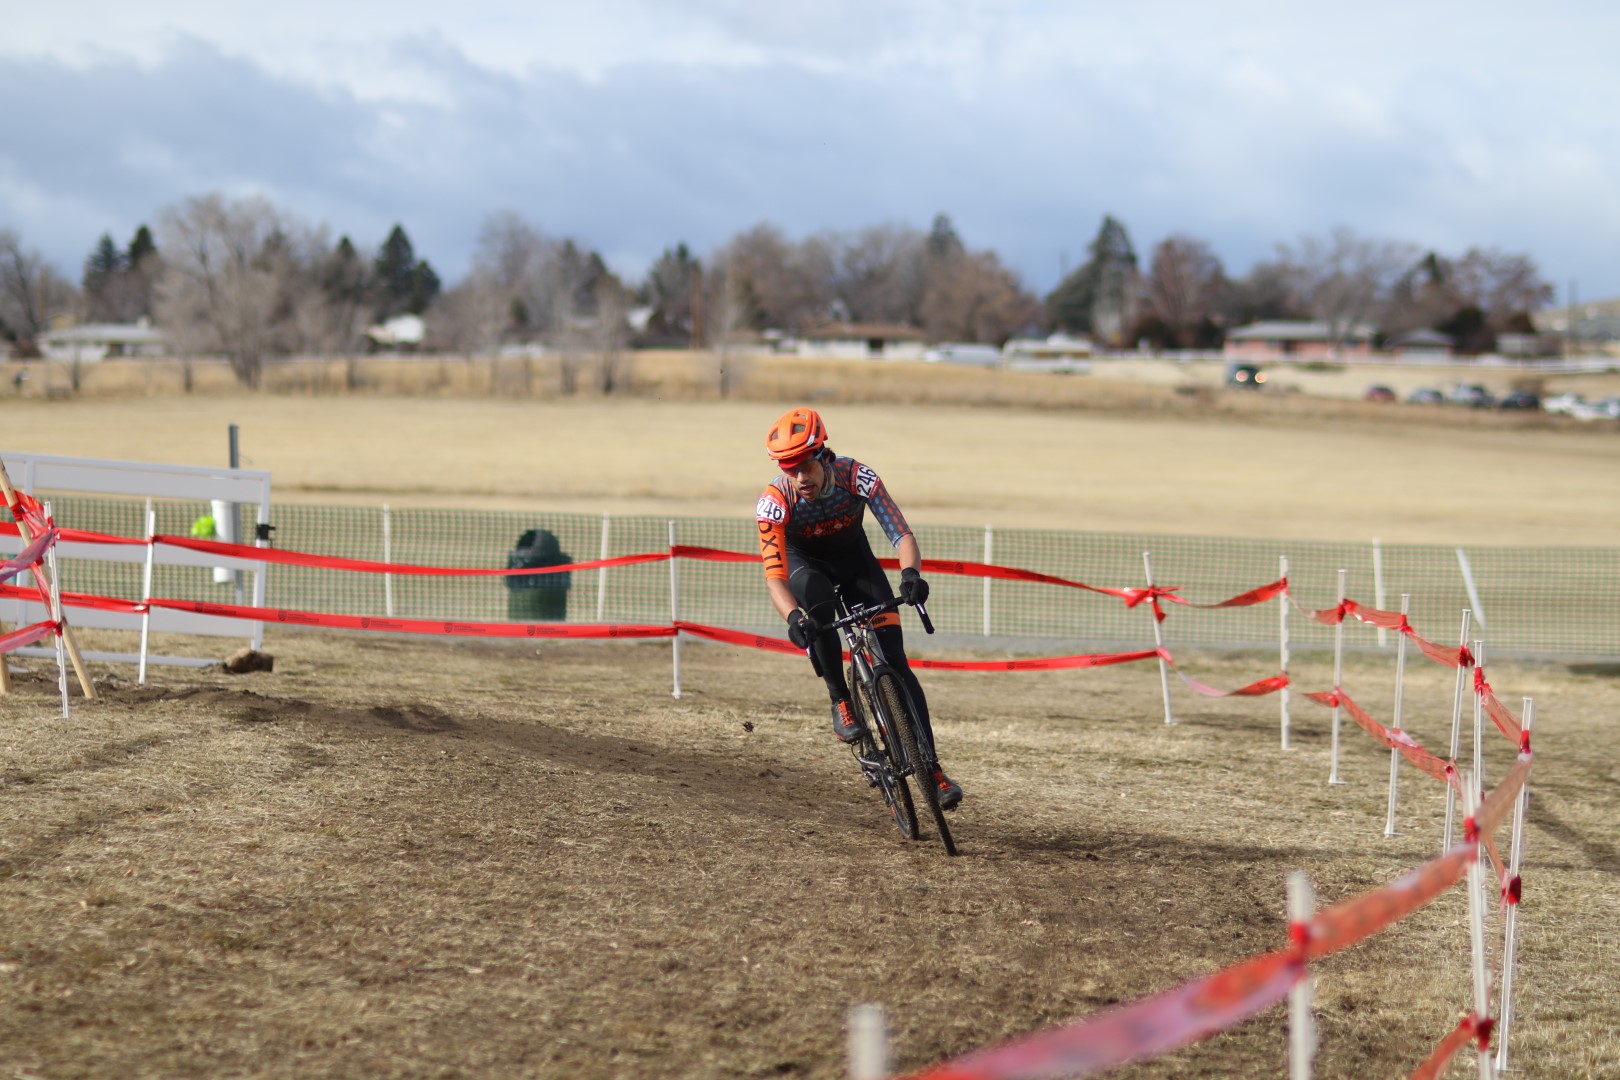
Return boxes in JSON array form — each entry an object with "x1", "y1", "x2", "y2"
[
  {"x1": 828, "y1": 224, "x2": 926, "y2": 325},
  {"x1": 1448, "y1": 248, "x2": 1553, "y2": 325},
  {"x1": 711, "y1": 223, "x2": 830, "y2": 331},
  {"x1": 1273, "y1": 227, "x2": 1417, "y2": 355},
  {"x1": 429, "y1": 270, "x2": 508, "y2": 358},
  {"x1": 155, "y1": 193, "x2": 294, "y2": 387},
  {"x1": 919, "y1": 250, "x2": 1040, "y2": 344},
  {"x1": 592, "y1": 277, "x2": 634, "y2": 395},
  {"x1": 705, "y1": 267, "x2": 754, "y2": 398},
  {"x1": 1143, "y1": 235, "x2": 1225, "y2": 347},
  {"x1": 320, "y1": 235, "x2": 375, "y2": 389},
  {"x1": 0, "y1": 229, "x2": 78, "y2": 354}
]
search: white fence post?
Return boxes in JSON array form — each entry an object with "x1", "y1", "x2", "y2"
[
  {"x1": 138, "y1": 505, "x2": 156, "y2": 686},
  {"x1": 597, "y1": 514, "x2": 611, "y2": 622},
  {"x1": 44, "y1": 502, "x2": 70, "y2": 718},
  {"x1": 1443, "y1": 609, "x2": 1474, "y2": 851},
  {"x1": 982, "y1": 524, "x2": 993, "y2": 637},
  {"x1": 847, "y1": 1003, "x2": 888, "y2": 1080},
  {"x1": 1471, "y1": 639, "x2": 1487, "y2": 799},
  {"x1": 1328, "y1": 569, "x2": 1347, "y2": 785},
  {"x1": 668, "y1": 520, "x2": 681, "y2": 700},
  {"x1": 1457, "y1": 547, "x2": 1488, "y2": 631},
  {"x1": 1495, "y1": 697, "x2": 1534, "y2": 1074},
  {"x1": 1142, "y1": 551, "x2": 1174, "y2": 725},
  {"x1": 1384, "y1": 593, "x2": 1411, "y2": 838},
  {"x1": 1279, "y1": 555, "x2": 1291, "y2": 750},
  {"x1": 1463, "y1": 775, "x2": 1497, "y2": 1080},
  {"x1": 1288, "y1": 871, "x2": 1316, "y2": 1080},
  {"x1": 382, "y1": 504, "x2": 394, "y2": 618}
]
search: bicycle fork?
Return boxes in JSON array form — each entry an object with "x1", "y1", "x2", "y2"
[{"x1": 852, "y1": 652, "x2": 923, "y2": 780}]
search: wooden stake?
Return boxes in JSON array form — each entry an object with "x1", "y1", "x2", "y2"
[{"x1": 0, "y1": 459, "x2": 96, "y2": 698}]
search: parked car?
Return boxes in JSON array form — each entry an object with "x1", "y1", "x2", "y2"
[
  {"x1": 1448, "y1": 383, "x2": 1496, "y2": 408},
  {"x1": 1571, "y1": 396, "x2": 1620, "y2": 421},
  {"x1": 1498, "y1": 389, "x2": 1542, "y2": 411},
  {"x1": 1363, "y1": 384, "x2": 1396, "y2": 402},
  {"x1": 1406, "y1": 387, "x2": 1444, "y2": 405},
  {"x1": 1225, "y1": 362, "x2": 1266, "y2": 389},
  {"x1": 1543, "y1": 392, "x2": 1586, "y2": 416}
]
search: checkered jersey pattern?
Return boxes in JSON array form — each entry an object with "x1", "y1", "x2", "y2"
[{"x1": 755, "y1": 456, "x2": 912, "y2": 581}]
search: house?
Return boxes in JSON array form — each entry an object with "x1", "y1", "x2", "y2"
[
  {"x1": 1222, "y1": 320, "x2": 1374, "y2": 361},
  {"x1": 924, "y1": 343, "x2": 1002, "y2": 366},
  {"x1": 1386, "y1": 329, "x2": 1454, "y2": 359},
  {"x1": 1001, "y1": 332, "x2": 1094, "y2": 372},
  {"x1": 1496, "y1": 333, "x2": 1553, "y2": 358},
  {"x1": 36, "y1": 318, "x2": 169, "y2": 362},
  {"x1": 790, "y1": 322, "x2": 927, "y2": 361},
  {"x1": 366, "y1": 314, "x2": 426, "y2": 351},
  {"x1": 1533, "y1": 297, "x2": 1620, "y2": 346}
]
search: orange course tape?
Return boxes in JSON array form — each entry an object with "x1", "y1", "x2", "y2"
[
  {"x1": 144, "y1": 597, "x2": 676, "y2": 639},
  {"x1": 1407, "y1": 1014, "x2": 1491, "y2": 1079},
  {"x1": 0, "y1": 619, "x2": 58, "y2": 654},
  {"x1": 900, "y1": 948, "x2": 1303, "y2": 1080}
]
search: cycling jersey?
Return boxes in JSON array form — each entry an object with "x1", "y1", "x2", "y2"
[{"x1": 756, "y1": 456, "x2": 912, "y2": 581}]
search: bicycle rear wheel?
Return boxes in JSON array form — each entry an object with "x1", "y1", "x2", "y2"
[
  {"x1": 851, "y1": 670, "x2": 917, "y2": 840},
  {"x1": 878, "y1": 672, "x2": 957, "y2": 856}
]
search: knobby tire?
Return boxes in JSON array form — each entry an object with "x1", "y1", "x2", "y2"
[
  {"x1": 878, "y1": 672, "x2": 957, "y2": 856},
  {"x1": 851, "y1": 667, "x2": 917, "y2": 840}
]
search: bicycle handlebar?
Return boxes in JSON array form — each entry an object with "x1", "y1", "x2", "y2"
[{"x1": 819, "y1": 596, "x2": 935, "y2": 636}]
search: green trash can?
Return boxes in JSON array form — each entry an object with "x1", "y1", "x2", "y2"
[{"x1": 506, "y1": 529, "x2": 573, "y2": 621}]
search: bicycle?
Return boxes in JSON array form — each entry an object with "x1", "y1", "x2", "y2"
[{"x1": 808, "y1": 589, "x2": 957, "y2": 856}]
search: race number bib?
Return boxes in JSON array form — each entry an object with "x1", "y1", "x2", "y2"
[
  {"x1": 756, "y1": 496, "x2": 786, "y2": 523},
  {"x1": 855, "y1": 464, "x2": 879, "y2": 499}
]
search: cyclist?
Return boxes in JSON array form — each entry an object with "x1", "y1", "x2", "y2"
[{"x1": 755, "y1": 406, "x2": 962, "y2": 811}]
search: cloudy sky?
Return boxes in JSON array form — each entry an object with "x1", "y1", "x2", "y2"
[{"x1": 4, "y1": 1, "x2": 1617, "y2": 300}]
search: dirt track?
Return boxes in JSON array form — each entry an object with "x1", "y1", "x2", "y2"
[
  {"x1": 3, "y1": 630, "x2": 1615, "y2": 1078},
  {"x1": 3, "y1": 373, "x2": 1618, "y2": 1075}
]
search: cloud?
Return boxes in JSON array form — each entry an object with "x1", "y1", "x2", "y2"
[{"x1": 2, "y1": 14, "x2": 1619, "y2": 302}]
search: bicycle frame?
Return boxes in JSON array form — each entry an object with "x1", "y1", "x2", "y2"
[
  {"x1": 825, "y1": 589, "x2": 937, "y2": 778},
  {"x1": 804, "y1": 587, "x2": 954, "y2": 854}
]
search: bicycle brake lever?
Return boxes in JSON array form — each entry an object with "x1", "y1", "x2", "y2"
[{"x1": 916, "y1": 603, "x2": 935, "y2": 635}]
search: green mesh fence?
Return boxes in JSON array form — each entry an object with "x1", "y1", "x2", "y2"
[{"x1": 11, "y1": 496, "x2": 1620, "y2": 659}]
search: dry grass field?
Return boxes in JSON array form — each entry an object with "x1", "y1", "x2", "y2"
[
  {"x1": 3, "y1": 351, "x2": 1619, "y2": 544},
  {"x1": 3, "y1": 359, "x2": 1619, "y2": 1078}
]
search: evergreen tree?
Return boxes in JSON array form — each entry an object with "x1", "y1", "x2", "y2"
[
  {"x1": 82, "y1": 233, "x2": 126, "y2": 321},
  {"x1": 125, "y1": 224, "x2": 159, "y2": 320},
  {"x1": 373, "y1": 225, "x2": 416, "y2": 318},
  {"x1": 926, "y1": 213, "x2": 964, "y2": 262},
  {"x1": 371, "y1": 225, "x2": 439, "y2": 318},
  {"x1": 643, "y1": 243, "x2": 702, "y2": 340},
  {"x1": 1045, "y1": 214, "x2": 1138, "y2": 342},
  {"x1": 127, "y1": 225, "x2": 157, "y2": 267},
  {"x1": 322, "y1": 235, "x2": 371, "y2": 354},
  {"x1": 409, "y1": 260, "x2": 441, "y2": 315}
]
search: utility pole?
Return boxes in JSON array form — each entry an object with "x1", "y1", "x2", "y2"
[{"x1": 1565, "y1": 279, "x2": 1578, "y2": 360}]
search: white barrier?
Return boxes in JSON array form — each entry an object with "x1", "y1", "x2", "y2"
[{"x1": 0, "y1": 451, "x2": 272, "y2": 669}]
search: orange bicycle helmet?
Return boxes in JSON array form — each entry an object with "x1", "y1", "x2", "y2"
[{"x1": 765, "y1": 407, "x2": 828, "y2": 468}]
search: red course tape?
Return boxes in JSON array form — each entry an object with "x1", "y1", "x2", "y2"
[
  {"x1": 0, "y1": 528, "x2": 57, "y2": 583},
  {"x1": 902, "y1": 949, "x2": 1303, "y2": 1080},
  {"x1": 144, "y1": 597, "x2": 677, "y2": 640},
  {"x1": 0, "y1": 619, "x2": 58, "y2": 655}
]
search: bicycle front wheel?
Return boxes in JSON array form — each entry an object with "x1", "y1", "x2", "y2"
[
  {"x1": 878, "y1": 672, "x2": 956, "y2": 856},
  {"x1": 852, "y1": 669, "x2": 917, "y2": 840}
]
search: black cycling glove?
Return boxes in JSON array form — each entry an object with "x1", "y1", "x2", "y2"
[
  {"x1": 899, "y1": 567, "x2": 929, "y2": 606},
  {"x1": 786, "y1": 609, "x2": 816, "y2": 649}
]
